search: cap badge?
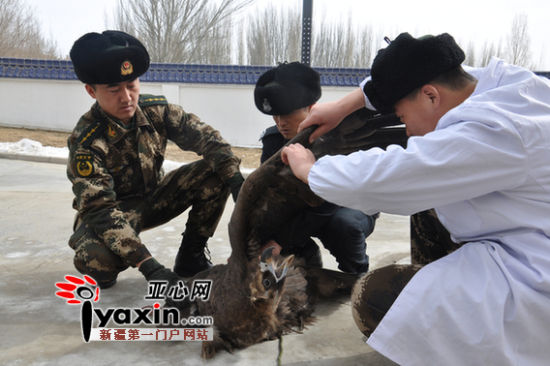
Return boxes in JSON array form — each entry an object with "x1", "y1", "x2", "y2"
[
  {"x1": 262, "y1": 98, "x2": 272, "y2": 113},
  {"x1": 121, "y1": 60, "x2": 133, "y2": 76}
]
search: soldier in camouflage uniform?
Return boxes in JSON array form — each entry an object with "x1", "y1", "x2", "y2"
[{"x1": 67, "y1": 31, "x2": 243, "y2": 289}]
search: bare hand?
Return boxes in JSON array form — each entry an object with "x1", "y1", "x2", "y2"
[
  {"x1": 298, "y1": 88, "x2": 366, "y2": 143},
  {"x1": 281, "y1": 143, "x2": 316, "y2": 184},
  {"x1": 297, "y1": 101, "x2": 344, "y2": 143}
]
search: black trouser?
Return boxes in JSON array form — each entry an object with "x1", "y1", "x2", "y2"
[{"x1": 277, "y1": 206, "x2": 377, "y2": 274}]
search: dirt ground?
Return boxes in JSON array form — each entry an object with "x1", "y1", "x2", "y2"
[{"x1": 0, "y1": 126, "x2": 262, "y2": 170}]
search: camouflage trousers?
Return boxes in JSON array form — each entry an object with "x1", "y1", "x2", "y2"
[
  {"x1": 69, "y1": 159, "x2": 229, "y2": 284},
  {"x1": 352, "y1": 209, "x2": 461, "y2": 337}
]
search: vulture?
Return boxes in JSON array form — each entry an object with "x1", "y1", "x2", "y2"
[{"x1": 175, "y1": 108, "x2": 408, "y2": 359}]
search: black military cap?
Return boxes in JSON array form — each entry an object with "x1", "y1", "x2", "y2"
[
  {"x1": 70, "y1": 30, "x2": 150, "y2": 84},
  {"x1": 364, "y1": 32, "x2": 465, "y2": 113},
  {"x1": 254, "y1": 62, "x2": 321, "y2": 115}
]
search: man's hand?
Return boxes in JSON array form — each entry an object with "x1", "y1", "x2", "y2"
[
  {"x1": 298, "y1": 88, "x2": 367, "y2": 143},
  {"x1": 298, "y1": 101, "x2": 344, "y2": 143},
  {"x1": 281, "y1": 143, "x2": 316, "y2": 184},
  {"x1": 139, "y1": 257, "x2": 181, "y2": 283}
]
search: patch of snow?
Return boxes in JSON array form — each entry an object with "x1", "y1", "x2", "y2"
[
  {"x1": 0, "y1": 138, "x2": 254, "y2": 175},
  {"x1": 0, "y1": 138, "x2": 68, "y2": 158},
  {"x1": 5, "y1": 251, "x2": 30, "y2": 258}
]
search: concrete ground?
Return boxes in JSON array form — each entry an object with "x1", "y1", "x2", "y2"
[{"x1": 0, "y1": 157, "x2": 409, "y2": 366}]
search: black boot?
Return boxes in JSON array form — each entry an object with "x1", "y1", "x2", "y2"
[
  {"x1": 283, "y1": 238, "x2": 323, "y2": 268},
  {"x1": 173, "y1": 231, "x2": 213, "y2": 277},
  {"x1": 98, "y1": 278, "x2": 117, "y2": 289},
  {"x1": 299, "y1": 239, "x2": 323, "y2": 268}
]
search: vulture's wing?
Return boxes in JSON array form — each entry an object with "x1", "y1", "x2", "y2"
[{"x1": 228, "y1": 109, "x2": 407, "y2": 263}]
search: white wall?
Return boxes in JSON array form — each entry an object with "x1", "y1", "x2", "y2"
[{"x1": 0, "y1": 78, "x2": 354, "y2": 147}]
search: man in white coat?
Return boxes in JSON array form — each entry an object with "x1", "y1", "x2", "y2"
[{"x1": 281, "y1": 32, "x2": 550, "y2": 365}]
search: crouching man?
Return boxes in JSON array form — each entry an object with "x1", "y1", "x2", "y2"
[
  {"x1": 67, "y1": 30, "x2": 243, "y2": 289},
  {"x1": 255, "y1": 62, "x2": 377, "y2": 274}
]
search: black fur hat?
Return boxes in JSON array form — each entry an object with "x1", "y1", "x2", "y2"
[
  {"x1": 254, "y1": 62, "x2": 321, "y2": 115},
  {"x1": 364, "y1": 32, "x2": 465, "y2": 113},
  {"x1": 70, "y1": 30, "x2": 150, "y2": 84}
]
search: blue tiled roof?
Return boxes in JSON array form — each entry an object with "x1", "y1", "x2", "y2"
[
  {"x1": 0, "y1": 58, "x2": 77, "y2": 80},
  {"x1": 0, "y1": 58, "x2": 371, "y2": 86},
  {"x1": 1, "y1": 58, "x2": 548, "y2": 85}
]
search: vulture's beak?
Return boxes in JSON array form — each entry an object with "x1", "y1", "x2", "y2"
[{"x1": 260, "y1": 248, "x2": 294, "y2": 283}]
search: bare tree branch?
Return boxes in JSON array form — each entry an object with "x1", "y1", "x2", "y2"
[
  {"x1": 506, "y1": 13, "x2": 534, "y2": 69},
  {"x1": 242, "y1": 4, "x2": 301, "y2": 66},
  {"x1": 353, "y1": 25, "x2": 374, "y2": 68},
  {"x1": 464, "y1": 40, "x2": 476, "y2": 67},
  {"x1": 115, "y1": 0, "x2": 253, "y2": 64},
  {"x1": 0, "y1": 0, "x2": 59, "y2": 59},
  {"x1": 479, "y1": 39, "x2": 505, "y2": 67},
  {"x1": 241, "y1": 5, "x2": 376, "y2": 68}
]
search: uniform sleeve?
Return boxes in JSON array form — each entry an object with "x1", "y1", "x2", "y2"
[
  {"x1": 162, "y1": 104, "x2": 241, "y2": 182},
  {"x1": 308, "y1": 114, "x2": 528, "y2": 216},
  {"x1": 67, "y1": 144, "x2": 151, "y2": 266},
  {"x1": 359, "y1": 77, "x2": 377, "y2": 111}
]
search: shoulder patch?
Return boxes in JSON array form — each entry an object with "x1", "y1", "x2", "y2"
[
  {"x1": 139, "y1": 94, "x2": 168, "y2": 107},
  {"x1": 74, "y1": 153, "x2": 94, "y2": 177},
  {"x1": 78, "y1": 122, "x2": 104, "y2": 148}
]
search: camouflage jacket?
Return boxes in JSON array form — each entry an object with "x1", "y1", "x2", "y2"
[{"x1": 67, "y1": 94, "x2": 241, "y2": 265}]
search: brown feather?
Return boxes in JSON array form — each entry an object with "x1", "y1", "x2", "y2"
[{"x1": 176, "y1": 110, "x2": 408, "y2": 358}]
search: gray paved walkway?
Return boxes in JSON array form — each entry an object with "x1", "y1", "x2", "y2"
[{"x1": 0, "y1": 158, "x2": 407, "y2": 366}]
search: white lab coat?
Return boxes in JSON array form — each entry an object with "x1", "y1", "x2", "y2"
[{"x1": 308, "y1": 58, "x2": 550, "y2": 365}]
